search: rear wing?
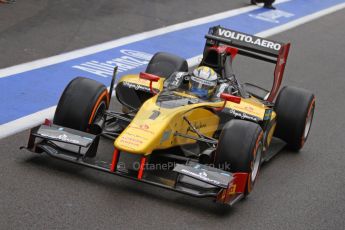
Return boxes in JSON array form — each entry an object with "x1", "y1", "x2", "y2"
[{"x1": 205, "y1": 26, "x2": 291, "y2": 102}]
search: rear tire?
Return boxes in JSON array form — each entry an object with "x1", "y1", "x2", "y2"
[
  {"x1": 53, "y1": 77, "x2": 109, "y2": 132},
  {"x1": 215, "y1": 120, "x2": 263, "y2": 195},
  {"x1": 274, "y1": 86, "x2": 315, "y2": 151},
  {"x1": 145, "y1": 52, "x2": 188, "y2": 79},
  {"x1": 117, "y1": 52, "x2": 188, "y2": 111}
]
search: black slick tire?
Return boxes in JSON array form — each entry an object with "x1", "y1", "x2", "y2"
[
  {"x1": 214, "y1": 119, "x2": 264, "y2": 195},
  {"x1": 274, "y1": 86, "x2": 315, "y2": 151},
  {"x1": 53, "y1": 77, "x2": 109, "y2": 132}
]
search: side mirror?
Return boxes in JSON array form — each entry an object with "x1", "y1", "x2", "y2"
[
  {"x1": 214, "y1": 93, "x2": 241, "y2": 112},
  {"x1": 139, "y1": 72, "x2": 160, "y2": 82},
  {"x1": 139, "y1": 72, "x2": 160, "y2": 94},
  {"x1": 220, "y1": 93, "x2": 241, "y2": 104}
]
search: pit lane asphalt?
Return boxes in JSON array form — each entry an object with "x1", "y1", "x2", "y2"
[{"x1": 1, "y1": 1, "x2": 345, "y2": 229}]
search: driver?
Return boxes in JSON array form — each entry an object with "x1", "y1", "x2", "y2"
[
  {"x1": 188, "y1": 66, "x2": 218, "y2": 99},
  {"x1": 166, "y1": 65, "x2": 240, "y2": 99}
]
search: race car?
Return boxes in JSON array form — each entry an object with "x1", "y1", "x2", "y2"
[{"x1": 21, "y1": 26, "x2": 315, "y2": 206}]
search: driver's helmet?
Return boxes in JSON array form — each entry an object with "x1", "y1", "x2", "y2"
[{"x1": 189, "y1": 66, "x2": 217, "y2": 99}]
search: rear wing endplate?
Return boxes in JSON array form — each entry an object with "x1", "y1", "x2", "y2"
[{"x1": 205, "y1": 26, "x2": 291, "y2": 102}]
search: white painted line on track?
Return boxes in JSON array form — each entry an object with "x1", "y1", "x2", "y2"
[
  {"x1": 0, "y1": 106, "x2": 56, "y2": 139},
  {"x1": 256, "y1": 2, "x2": 345, "y2": 37},
  {"x1": 1, "y1": 1, "x2": 345, "y2": 139},
  {"x1": 0, "y1": 0, "x2": 291, "y2": 79}
]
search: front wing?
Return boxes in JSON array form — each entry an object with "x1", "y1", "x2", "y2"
[{"x1": 21, "y1": 123, "x2": 249, "y2": 206}]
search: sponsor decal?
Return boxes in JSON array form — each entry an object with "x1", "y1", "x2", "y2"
[
  {"x1": 226, "y1": 108, "x2": 260, "y2": 122},
  {"x1": 180, "y1": 168, "x2": 222, "y2": 186},
  {"x1": 233, "y1": 104, "x2": 262, "y2": 117},
  {"x1": 174, "y1": 163, "x2": 232, "y2": 188},
  {"x1": 129, "y1": 124, "x2": 155, "y2": 134},
  {"x1": 139, "y1": 124, "x2": 149, "y2": 130},
  {"x1": 39, "y1": 133, "x2": 80, "y2": 144},
  {"x1": 125, "y1": 132, "x2": 149, "y2": 140},
  {"x1": 249, "y1": 10, "x2": 294, "y2": 24},
  {"x1": 57, "y1": 134, "x2": 80, "y2": 144},
  {"x1": 217, "y1": 28, "x2": 282, "y2": 51},
  {"x1": 191, "y1": 76, "x2": 217, "y2": 86},
  {"x1": 122, "y1": 81, "x2": 151, "y2": 92},
  {"x1": 37, "y1": 125, "x2": 95, "y2": 147},
  {"x1": 119, "y1": 135, "x2": 143, "y2": 147}
]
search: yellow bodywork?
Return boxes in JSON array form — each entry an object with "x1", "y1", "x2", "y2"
[{"x1": 115, "y1": 74, "x2": 277, "y2": 155}]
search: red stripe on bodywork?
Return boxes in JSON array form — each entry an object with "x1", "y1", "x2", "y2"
[
  {"x1": 138, "y1": 156, "x2": 147, "y2": 180},
  {"x1": 110, "y1": 148, "x2": 119, "y2": 172}
]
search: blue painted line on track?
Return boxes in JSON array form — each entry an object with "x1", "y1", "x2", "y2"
[{"x1": 0, "y1": 0, "x2": 344, "y2": 124}]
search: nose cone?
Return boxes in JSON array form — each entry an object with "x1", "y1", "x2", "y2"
[{"x1": 115, "y1": 122, "x2": 163, "y2": 155}]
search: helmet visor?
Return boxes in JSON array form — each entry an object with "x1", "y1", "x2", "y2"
[{"x1": 190, "y1": 76, "x2": 216, "y2": 98}]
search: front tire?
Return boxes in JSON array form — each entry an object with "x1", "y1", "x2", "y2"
[
  {"x1": 214, "y1": 120, "x2": 263, "y2": 195},
  {"x1": 53, "y1": 77, "x2": 109, "y2": 132}
]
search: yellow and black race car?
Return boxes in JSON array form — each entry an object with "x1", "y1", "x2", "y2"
[{"x1": 22, "y1": 26, "x2": 315, "y2": 206}]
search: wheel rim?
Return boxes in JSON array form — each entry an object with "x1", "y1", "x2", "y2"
[
  {"x1": 91, "y1": 101, "x2": 106, "y2": 125},
  {"x1": 251, "y1": 142, "x2": 263, "y2": 183},
  {"x1": 303, "y1": 106, "x2": 314, "y2": 139},
  {"x1": 303, "y1": 105, "x2": 314, "y2": 140}
]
